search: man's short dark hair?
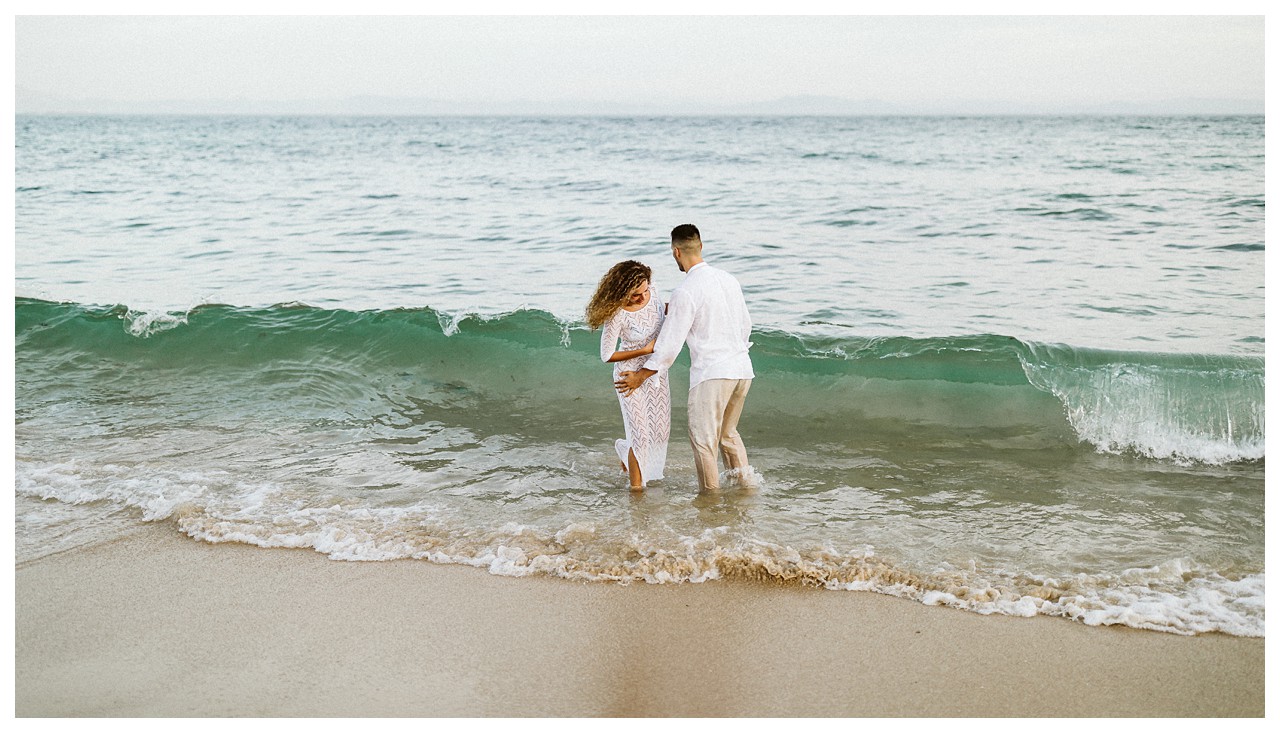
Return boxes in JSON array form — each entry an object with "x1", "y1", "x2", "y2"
[{"x1": 671, "y1": 224, "x2": 701, "y2": 244}]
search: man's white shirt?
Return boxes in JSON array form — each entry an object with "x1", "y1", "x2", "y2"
[{"x1": 643, "y1": 262, "x2": 754, "y2": 390}]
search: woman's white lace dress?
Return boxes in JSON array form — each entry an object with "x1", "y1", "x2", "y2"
[{"x1": 600, "y1": 294, "x2": 670, "y2": 485}]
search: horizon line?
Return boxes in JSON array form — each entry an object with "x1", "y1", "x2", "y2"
[
  {"x1": 16, "y1": 89, "x2": 1263, "y2": 117},
  {"x1": 15, "y1": 110, "x2": 1266, "y2": 117}
]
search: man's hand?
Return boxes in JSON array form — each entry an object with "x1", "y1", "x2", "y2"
[{"x1": 615, "y1": 368, "x2": 656, "y2": 397}]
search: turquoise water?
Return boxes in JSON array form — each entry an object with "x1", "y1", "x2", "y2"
[
  {"x1": 14, "y1": 115, "x2": 1264, "y2": 635},
  {"x1": 16, "y1": 115, "x2": 1262, "y2": 352}
]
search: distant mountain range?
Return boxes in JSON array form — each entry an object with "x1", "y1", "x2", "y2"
[{"x1": 16, "y1": 88, "x2": 1263, "y2": 116}]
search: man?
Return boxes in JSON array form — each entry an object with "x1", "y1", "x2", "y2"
[{"x1": 615, "y1": 224, "x2": 755, "y2": 491}]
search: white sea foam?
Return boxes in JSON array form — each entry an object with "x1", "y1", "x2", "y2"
[
  {"x1": 121, "y1": 307, "x2": 191, "y2": 338},
  {"x1": 436, "y1": 311, "x2": 471, "y2": 337},
  {"x1": 188, "y1": 521, "x2": 1271, "y2": 636},
  {"x1": 15, "y1": 493, "x2": 142, "y2": 563},
  {"x1": 15, "y1": 458, "x2": 1264, "y2": 637},
  {"x1": 721, "y1": 465, "x2": 765, "y2": 489},
  {"x1": 855, "y1": 563, "x2": 1264, "y2": 637},
  {"x1": 1022, "y1": 359, "x2": 1264, "y2": 465},
  {"x1": 16, "y1": 460, "x2": 217, "y2": 520}
]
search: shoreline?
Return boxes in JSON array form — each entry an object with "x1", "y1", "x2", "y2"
[{"x1": 16, "y1": 525, "x2": 1264, "y2": 717}]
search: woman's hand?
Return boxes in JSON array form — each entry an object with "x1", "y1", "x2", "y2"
[{"x1": 644, "y1": 338, "x2": 656, "y2": 355}]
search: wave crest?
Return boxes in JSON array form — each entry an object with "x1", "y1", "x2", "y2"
[{"x1": 15, "y1": 297, "x2": 1263, "y2": 465}]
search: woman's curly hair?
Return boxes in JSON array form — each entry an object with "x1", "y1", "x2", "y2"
[{"x1": 586, "y1": 260, "x2": 652, "y2": 330}]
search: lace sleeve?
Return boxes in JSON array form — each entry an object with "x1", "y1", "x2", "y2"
[{"x1": 600, "y1": 311, "x2": 621, "y2": 363}]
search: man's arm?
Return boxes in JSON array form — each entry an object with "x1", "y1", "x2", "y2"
[
  {"x1": 644, "y1": 288, "x2": 694, "y2": 372},
  {"x1": 736, "y1": 278, "x2": 752, "y2": 344},
  {"x1": 615, "y1": 289, "x2": 695, "y2": 397},
  {"x1": 614, "y1": 367, "x2": 656, "y2": 397}
]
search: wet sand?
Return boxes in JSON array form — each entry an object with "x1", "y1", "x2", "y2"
[{"x1": 15, "y1": 526, "x2": 1264, "y2": 717}]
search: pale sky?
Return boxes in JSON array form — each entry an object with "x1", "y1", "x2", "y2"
[{"x1": 13, "y1": 13, "x2": 1267, "y2": 113}]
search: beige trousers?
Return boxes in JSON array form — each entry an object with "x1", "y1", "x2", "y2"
[{"x1": 687, "y1": 378, "x2": 752, "y2": 490}]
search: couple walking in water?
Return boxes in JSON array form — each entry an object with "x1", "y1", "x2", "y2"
[{"x1": 587, "y1": 224, "x2": 755, "y2": 492}]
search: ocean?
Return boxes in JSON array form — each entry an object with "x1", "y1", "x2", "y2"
[{"x1": 14, "y1": 114, "x2": 1264, "y2": 636}]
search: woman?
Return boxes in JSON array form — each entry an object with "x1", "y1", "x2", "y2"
[{"x1": 587, "y1": 260, "x2": 670, "y2": 491}]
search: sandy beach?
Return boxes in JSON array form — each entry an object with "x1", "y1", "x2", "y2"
[{"x1": 14, "y1": 525, "x2": 1263, "y2": 717}]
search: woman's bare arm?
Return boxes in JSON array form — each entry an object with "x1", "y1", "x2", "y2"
[{"x1": 605, "y1": 339, "x2": 656, "y2": 363}]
